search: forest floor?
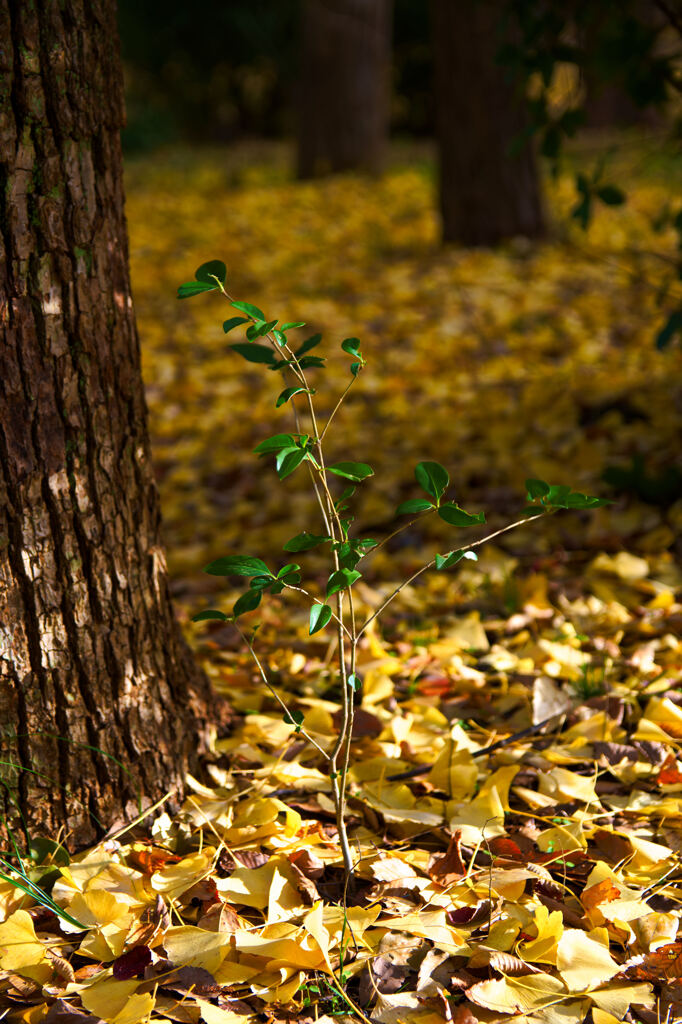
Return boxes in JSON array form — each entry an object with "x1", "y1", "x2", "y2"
[{"x1": 2, "y1": 135, "x2": 682, "y2": 1024}]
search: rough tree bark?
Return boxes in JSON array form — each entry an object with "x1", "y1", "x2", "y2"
[
  {"x1": 0, "y1": 0, "x2": 217, "y2": 847},
  {"x1": 431, "y1": 0, "x2": 546, "y2": 246},
  {"x1": 296, "y1": 0, "x2": 392, "y2": 178}
]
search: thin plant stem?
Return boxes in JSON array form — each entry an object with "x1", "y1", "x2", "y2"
[
  {"x1": 360, "y1": 506, "x2": 437, "y2": 560},
  {"x1": 319, "y1": 376, "x2": 357, "y2": 441},
  {"x1": 357, "y1": 513, "x2": 546, "y2": 639},
  {"x1": 235, "y1": 624, "x2": 330, "y2": 761}
]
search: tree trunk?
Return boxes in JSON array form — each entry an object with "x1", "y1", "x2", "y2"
[
  {"x1": 0, "y1": 0, "x2": 217, "y2": 848},
  {"x1": 431, "y1": 0, "x2": 546, "y2": 246},
  {"x1": 296, "y1": 0, "x2": 392, "y2": 178}
]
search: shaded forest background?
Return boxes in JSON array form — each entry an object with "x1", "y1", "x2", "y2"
[{"x1": 118, "y1": 0, "x2": 429, "y2": 151}]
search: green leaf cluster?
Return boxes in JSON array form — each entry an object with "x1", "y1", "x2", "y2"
[{"x1": 524, "y1": 479, "x2": 612, "y2": 512}]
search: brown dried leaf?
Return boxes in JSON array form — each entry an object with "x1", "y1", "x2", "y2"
[
  {"x1": 428, "y1": 830, "x2": 466, "y2": 883},
  {"x1": 196, "y1": 901, "x2": 240, "y2": 933},
  {"x1": 288, "y1": 848, "x2": 325, "y2": 879},
  {"x1": 358, "y1": 955, "x2": 410, "y2": 1006},
  {"x1": 43, "y1": 1000, "x2": 103, "y2": 1024},
  {"x1": 288, "y1": 860, "x2": 320, "y2": 905},
  {"x1": 112, "y1": 945, "x2": 153, "y2": 980},
  {"x1": 5, "y1": 973, "x2": 42, "y2": 1001}
]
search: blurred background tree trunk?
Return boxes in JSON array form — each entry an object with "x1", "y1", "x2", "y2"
[
  {"x1": 296, "y1": 0, "x2": 392, "y2": 178},
  {"x1": 0, "y1": 0, "x2": 218, "y2": 848},
  {"x1": 431, "y1": 0, "x2": 546, "y2": 245}
]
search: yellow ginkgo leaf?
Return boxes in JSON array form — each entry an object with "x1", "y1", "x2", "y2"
[
  {"x1": 78, "y1": 977, "x2": 142, "y2": 1022},
  {"x1": 197, "y1": 999, "x2": 256, "y2": 1024},
  {"x1": 426, "y1": 749, "x2": 477, "y2": 799},
  {"x1": 151, "y1": 848, "x2": 215, "y2": 900},
  {"x1": 467, "y1": 973, "x2": 566, "y2": 1013},
  {"x1": 0, "y1": 910, "x2": 47, "y2": 971},
  {"x1": 591, "y1": 1011, "x2": 621, "y2": 1024},
  {"x1": 556, "y1": 928, "x2": 620, "y2": 991},
  {"x1": 110, "y1": 992, "x2": 155, "y2": 1024},
  {"x1": 588, "y1": 983, "x2": 655, "y2": 1017},
  {"x1": 448, "y1": 785, "x2": 507, "y2": 845},
  {"x1": 303, "y1": 901, "x2": 333, "y2": 972},
  {"x1": 381, "y1": 910, "x2": 466, "y2": 953},
  {"x1": 161, "y1": 925, "x2": 230, "y2": 973},
  {"x1": 519, "y1": 903, "x2": 564, "y2": 965}
]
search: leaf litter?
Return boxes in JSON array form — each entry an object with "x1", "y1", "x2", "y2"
[{"x1": 3, "y1": 143, "x2": 682, "y2": 1022}]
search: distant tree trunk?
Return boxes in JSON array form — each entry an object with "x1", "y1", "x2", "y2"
[
  {"x1": 296, "y1": 0, "x2": 392, "y2": 178},
  {"x1": 0, "y1": 0, "x2": 218, "y2": 848},
  {"x1": 431, "y1": 0, "x2": 546, "y2": 246}
]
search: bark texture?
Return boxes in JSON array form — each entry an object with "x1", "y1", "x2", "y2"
[
  {"x1": 431, "y1": 0, "x2": 546, "y2": 246},
  {"x1": 0, "y1": 0, "x2": 217, "y2": 847},
  {"x1": 296, "y1": 0, "x2": 391, "y2": 178}
]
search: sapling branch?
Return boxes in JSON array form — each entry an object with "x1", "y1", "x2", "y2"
[
  {"x1": 357, "y1": 512, "x2": 547, "y2": 638},
  {"x1": 234, "y1": 623, "x2": 330, "y2": 761},
  {"x1": 360, "y1": 506, "x2": 437, "y2": 561},
  {"x1": 319, "y1": 377, "x2": 357, "y2": 442},
  {"x1": 282, "y1": 582, "x2": 353, "y2": 641},
  {"x1": 184, "y1": 263, "x2": 607, "y2": 898}
]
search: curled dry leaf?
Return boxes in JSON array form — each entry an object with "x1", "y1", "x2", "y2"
[{"x1": 428, "y1": 830, "x2": 466, "y2": 883}]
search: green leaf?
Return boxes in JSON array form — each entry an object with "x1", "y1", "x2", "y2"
[
  {"x1": 277, "y1": 562, "x2": 301, "y2": 579},
  {"x1": 656, "y1": 310, "x2": 682, "y2": 350},
  {"x1": 546, "y1": 484, "x2": 572, "y2": 506},
  {"x1": 435, "y1": 549, "x2": 478, "y2": 570},
  {"x1": 250, "y1": 575, "x2": 273, "y2": 590},
  {"x1": 526, "y1": 478, "x2": 550, "y2": 500},
  {"x1": 284, "y1": 709, "x2": 305, "y2": 732},
  {"x1": 276, "y1": 386, "x2": 312, "y2": 408},
  {"x1": 233, "y1": 589, "x2": 262, "y2": 617},
  {"x1": 195, "y1": 259, "x2": 227, "y2": 285},
  {"x1": 232, "y1": 299, "x2": 265, "y2": 320},
  {"x1": 254, "y1": 319, "x2": 278, "y2": 338},
  {"x1": 254, "y1": 433, "x2": 297, "y2": 455},
  {"x1": 333, "y1": 483, "x2": 356, "y2": 507},
  {"x1": 204, "y1": 556, "x2": 271, "y2": 577},
  {"x1": 296, "y1": 333, "x2": 322, "y2": 356},
  {"x1": 273, "y1": 329, "x2": 287, "y2": 345},
  {"x1": 341, "y1": 338, "x2": 361, "y2": 358},
  {"x1": 230, "y1": 343, "x2": 275, "y2": 365},
  {"x1": 328, "y1": 462, "x2": 374, "y2": 482},
  {"x1": 596, "y1": 185, "x2": 625, "y2": 206},
  {"x1": 561, "y1": 492, "x2": 612, "y2": 509},
  {"x1": 415, "y1": 461, "x2": 449, "y2": 502},
  {"x1": 350, "y1": 361, "x2": 363, "y2": 377},
  {"x1": 298, "y1": 355, "x2": 326, "y2": 369},
  {"x1": 191, "y1": 609, "x2": 229, "y2": 622},
  {"x1": 309, "y1": 603, "x2": 332, "y2": 635},
  {"x1": 326, "y1": 569, "x2": 361, "y2": 597},
  {"x1": 28, "y1": 837, "x2": 70, "y2": 866},
  {"x1": 223, "y1": 316, "x2": 249, "y2": 333},
  {"x1": 396, "y1": 498, "x2": 433, "y2": 515},
  {"x1": 178, "y1": 281, "x2": 216, "y2": 299},
  {"x1": 277, "y1": 448, "x2": 307, "y2": 479},
  {"x1": 335, "y1": 540, "x2": 362, "y2": 570},
  {"x1": 347, "y1": 673, "x2": 361, "y2": 691},
  {"x1": 280, "y1": 321, "x2": 306, "y2": 330},
  {"x1": 438, "y1": 503, "x2": 485, "y2": 527},
  {"x1": 284, "y1": 532, "x2": 331, "y2": 552}
]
